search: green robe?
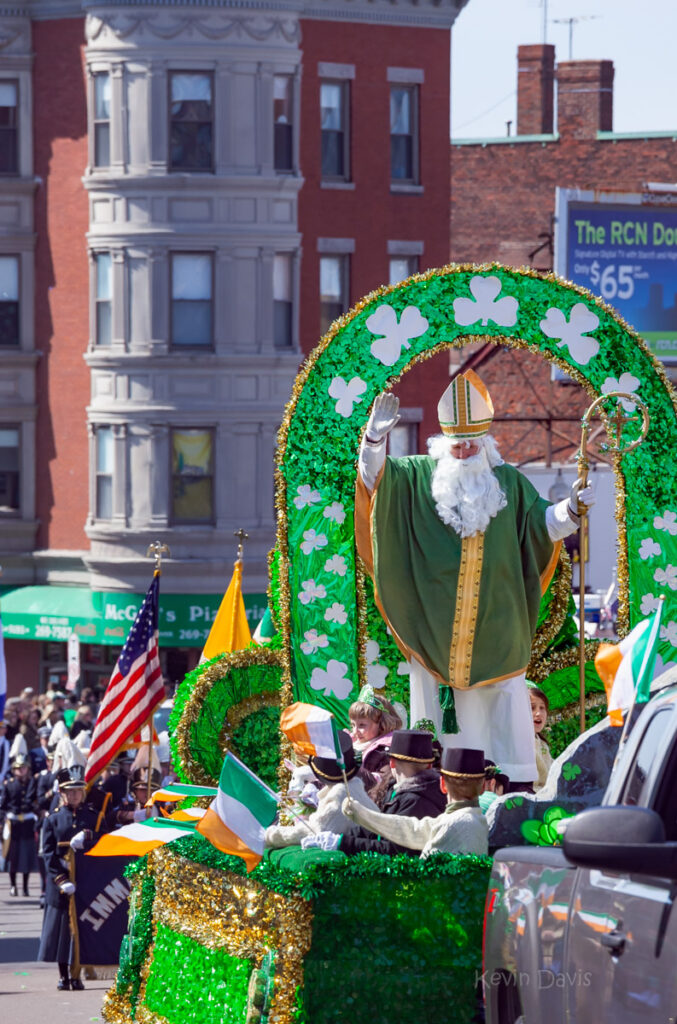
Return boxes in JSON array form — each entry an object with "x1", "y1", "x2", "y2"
[{"x1": 356, "y1": 456, "x2": 559, "y2": 690}]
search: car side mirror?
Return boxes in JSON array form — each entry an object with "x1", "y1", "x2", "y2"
[{"x1": 563, "y1": 806, "x2": 677, "y2": 879}]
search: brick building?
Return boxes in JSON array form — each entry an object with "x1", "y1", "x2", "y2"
[
  {"x1": 450, "y1": 44, "x2": 677, "y2": 466},
  {"x1": 0, "y1": 0, "x2": 467, "y2": 695}
]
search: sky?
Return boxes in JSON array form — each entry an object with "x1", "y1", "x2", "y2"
[{"x1": 451, "y1": 0, "x2": 677, "y2": 138}]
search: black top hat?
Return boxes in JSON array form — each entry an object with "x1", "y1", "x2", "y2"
[
  {"x1": 57, "y1": 764, "x2": 86, "y2": 789},
  {"x1": 309, "y1": 730, "x2": 357, "y2": 783},
  {"x1": 440, "y1": 747, "x2": 485, "y2": 779},
  {"x1": 389, "y1": 729, "x2": 435, "y2": 764}
]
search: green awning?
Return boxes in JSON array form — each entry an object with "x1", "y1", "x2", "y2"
[{"x1": 0, "y1": 586, "x2": 268, "y2": 648}]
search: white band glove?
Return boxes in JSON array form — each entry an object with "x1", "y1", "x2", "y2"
[
  {"x1": 133, "y1": 808, "x2": 149, "y2": 822},
  {"x1": 59, "y1": 881, "x2": 76, "y2": 895},
  {"x1": 365, "y1": 393, "x2": 400, "y2": 443},
  {"x1": 69, "y1": 830, "x2": 86, "y2": 851},
  {"x1": 570, "y1": 480, "x2": 596, "y2": 517},
  {"x1": 301, "y1": 831, "x2": 341, "y2": 852}
]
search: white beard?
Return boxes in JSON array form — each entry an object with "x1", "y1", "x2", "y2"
[{"x1": 428, "y1": 434, "x2": 507, "y2": 538}]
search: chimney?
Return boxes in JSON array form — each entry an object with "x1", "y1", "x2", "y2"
[
  {"x1": 556, "y1": 60, "x2": 614, "y2": 138},
  {"x1": 517, "y1": 44, "x2": 555, "y2": 135}
]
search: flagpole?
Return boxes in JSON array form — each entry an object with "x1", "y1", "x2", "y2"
[{"x1": 575, "y1": 392, "x2": 650, "y2": 735}]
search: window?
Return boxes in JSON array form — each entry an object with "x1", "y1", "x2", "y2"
[
  {"x1": 621, "y1": 708, "x2": 673, "y2": 807},
  {"x1": 390, "y1": 85, "x2": 419, "y2": 183},
  {"x1": 0, "y1": 255, "x2": 18, "y2": 345},
  {"x1": 171, "y1": 253, "x2": 213, "y2": 347},
  {"x1": 95, "y1": 253, "x2": 112, "y2": 346},
  {"x1": 389, "y1": 255, "x2": 419, "y2": 285},
  {"x1": 274, "y1": 254, "x2": 293, "y2": 348},
  {"x1": 93, "y1": 73, "x2": 110, "y2": 168},
  {"x1": 169, "y1": 73, "x2": 213, "y2": 172},
  {"x1": 319, "y1": 255, "x2": 349, "y2": 336},
  {"x1": 274, "y1": 75, "x2": 293, "y2": 172},
  {"x1": 321, "y1": 81, "x2": 349, "y2": 180},
  {"x1": 171, "y1": 428, "x2": 214, "y2": 524},
  {"x1": 0, "y1": 81, "x2": 18, "y2": 175},
  {"x1": 0, "y1": 426, "x2": 19, "y2": 511},
  {"x1": 389, "y1": 422, "x2": 418, "y2": 457},
  {"x1": 96, "y1": 426, "x2": 113, "y2": 520}
]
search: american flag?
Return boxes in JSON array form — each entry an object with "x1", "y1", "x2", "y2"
[{"x1": 85, "y1": 573, "x2": 164, "y2": 784}]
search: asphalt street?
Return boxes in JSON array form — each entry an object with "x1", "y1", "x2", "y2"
[{"x1": 0, "y1": 871, "x2": 110, "y2": 1022}]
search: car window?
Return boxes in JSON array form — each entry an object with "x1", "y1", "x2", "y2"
[{"x1": 620, "y1": 708, "x2": 672, "y2": 807}]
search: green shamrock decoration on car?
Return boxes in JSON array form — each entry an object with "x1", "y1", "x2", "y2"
[
  {"x1": 562, "y1": 762, "x2": 582, "y2": 781},
  {"x1": 520, "y1": 806, "x2": 576, "y2": 847}
]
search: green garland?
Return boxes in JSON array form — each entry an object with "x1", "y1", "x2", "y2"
[
  {"x1": 230, "y1": 706, "x2": 281, "y2": 791},
  {"x1": 116, "y1": 864, "x2": 156, "y2": 1014}
]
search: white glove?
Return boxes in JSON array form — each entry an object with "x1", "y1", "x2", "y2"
[
  {"x1": 365, "y1": 393, "x2": 400, "y2": 443},
  {"x1": 570, "y1": 480, "x2": 596, "y2": 516},
  {"x1": 69, "y1": 830, "x2": 86, "y2": 851},
  {"x1": 133, "y1": 808, "x2": 149, "y2": 822},
  {"x1": 299, "y1": 783, "x2": 320, "y2": 809},
  {"x1": 301, "y1": 831, "x2": 341, "y2": 851},
  {"x1": 59, "y1": 881, "x2": 76, "y2": 895}
]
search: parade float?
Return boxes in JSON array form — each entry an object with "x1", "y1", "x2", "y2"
[{"x1": 102, "y1": 263, "x2": 677, "y2": 1024}]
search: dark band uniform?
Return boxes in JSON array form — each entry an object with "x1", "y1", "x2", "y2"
[
  {"x1": 38, "y1": 770, "x2": 105, "y2": 965},
  {"x1": 0, "y1": 763, "x2": 39, "y2": 873}
]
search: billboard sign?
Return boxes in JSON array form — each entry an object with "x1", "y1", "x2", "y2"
[{"x1": 555, "y1": 189, "x2": 677, "y2": 363}]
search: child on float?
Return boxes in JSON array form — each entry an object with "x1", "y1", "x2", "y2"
[
  {"x1": 528, "y1": 682, "x2": 553, "y2": 790},
  {"x1": 333, "y1": 747, "x2": 488, "y2": 858},
  {"x1": 348, "y1": 685, "x2": 402, "y2": 805},
  {"x1": 265, "y1": 731, "x2": 377, "y2": 849},
  {"x1": 478, "y1": 759, "x2": 510, "y2": 814}
]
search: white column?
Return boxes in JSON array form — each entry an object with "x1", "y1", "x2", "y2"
[
  {"x1": 112, "y1": 423, "x2": 127, "y2": 526},
  {"x1": 110, "y1": 63, "x2": 125, "y2": 173}
]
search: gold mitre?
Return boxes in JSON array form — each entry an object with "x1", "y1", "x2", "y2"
[{"x1": 438, "y1": 370, "x2": 494, "y2": 439}]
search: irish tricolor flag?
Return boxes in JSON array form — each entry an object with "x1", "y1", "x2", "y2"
[
  {"x1": 595, "y1": 601, "x2": 663, "y2": 726},
  {"x1": 197, "y1": 752, "x2": 279, "y2": 871},
  {"x1": 280, "y1": 701, "x2": 342, "y2": 761},
  {"x1": 86, "y1": 817, "x2": 197, "y2": 857},
  {"x1": 145, "y1": 782, "x2": 217, "y2": 808}
]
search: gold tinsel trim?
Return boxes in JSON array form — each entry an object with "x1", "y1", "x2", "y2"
[
  {"x1": 136, "y1": 1006, "x2": 171, "y2": 1024},
  {"x1": 148, "y1": 847, "x2": 313, "y2": 1024},
  {"x1": 529, "y1": 548, "x2": 573, "y2": 665},
  {"x1": 175, "y1": 647, "x2": 283, "y2": 787},
  {"x1": 101, "y1": 987, "x2": 134, "y2": 1024},
  {"x1": 527, "y1": 640, "x2": 602, "y2": 683},
  {"x1": 273, "y1": 260, "x2": 675, "y2": 717}
]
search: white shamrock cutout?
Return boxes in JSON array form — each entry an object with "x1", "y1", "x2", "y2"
[
  {"x1": 600, "y1": 373, "x2": 641, "y2": 412},
  {"x1": 540, "y1": 304, "x2": 600, "y2": 365},
  {"x1": 365, "y1": 305, "x2": 429, "y2": 367},
  {"x1": 654, "y1": 511, "x2": 677, "y2": 536},
  {"x1": 324, "y1": 602, "x2": 348, "y2": 625},
  {"x1": 639, "y1": 538, "x2": 662, "y2": 560},
  {"x1": 294, "y1": 485, "x2": 321, "y2": 510},
  {"x1": 654, "y1": 565, "x2": 677, "y2": 590},
  {"x1": 301, "y1": 529, "x2": 328, "y2": 555},
  {"x1": 298, "y1": 579, "x2": 327, "y2": 605},
  {"x1": 301, "y1": 629, "x2": 329, "y2": 655},
  {"x1": 323, "y1": 502, "x2": 346, "y2": 525},
  {"x1": 661, "y1": 621, "x2": 677, "y2": 647},
  {"x1": 324, "y1": 554, "x2": 347, "y2": 577},
  {"x1": 328, "y1": 376, "x2": 367, "y2": 418},
  {"x1": 397, "y1": 662, "x2": 411, "y2": 676},
  {"x1": 640, "y1": 592, "x2": 660, "y2": 615},
  {"x1": 365, "y1": 639, "x2": 388, "y2": 688},
  {"x1": 310, "y1": 660, "x2": 353, "y2": 700},
  {"x1": 453, "y1": 276, "x2": 518, "y2": 328}
]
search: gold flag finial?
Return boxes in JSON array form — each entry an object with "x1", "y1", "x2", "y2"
[{"x1": 146, "y1": 541, "x2": 171, "y2": 574}]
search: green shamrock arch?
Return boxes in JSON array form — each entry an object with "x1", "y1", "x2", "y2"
[{"x1": 276, "y1": 262, "x2": 677, "y2": 724}]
